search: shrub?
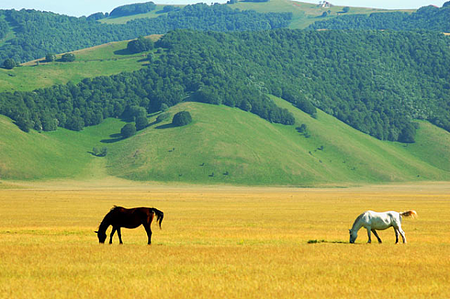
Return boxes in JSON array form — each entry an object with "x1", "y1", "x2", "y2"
[
  {"x1": 127, "y1": 36, "x2": 154, "y2": 54},
  {"x1": 172, "y1": 111, "x2": 192, "y2": 127},
  {"x1": 135, "y1": 116, "x2": 149, "y2": 130},
  {"x1": 61, "y1": 53, "x2": 76, "y2": 62},
  {"x1": 156, "y1": 113, "x2": 170, "y2": 123},
  {"x1": 121, "y1": 123, "x2": 136, "y2": 138},
  {"x1": 3, "y1": 58, "x2": 16, "y2": 69},
  {"x1": 45, "y1": 53, "x2": 56, "y2": 62}
]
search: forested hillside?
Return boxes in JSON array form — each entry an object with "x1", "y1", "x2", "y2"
[
  {"x1": 308, "y1": 1, "x2": 450, "y2": 31},
  {"x1": 1, "y1": 29, "x2": 449, "y2": 143},
  {"x1": 0, "y1": 4, "x2": 292, "y2": 63}
]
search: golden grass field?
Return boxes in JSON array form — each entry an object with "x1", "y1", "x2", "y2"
[{"x1": 0, "y1": 181, "x2": 449, "y2": 298}]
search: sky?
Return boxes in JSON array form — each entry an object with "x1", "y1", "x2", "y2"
[{"x1": 1, "y1": 0, "x2": 447, "y2": 17}]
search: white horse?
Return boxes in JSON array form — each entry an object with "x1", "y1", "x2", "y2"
[{"x1": 349, "y1": 210, "x2": 417, "y2": 244}]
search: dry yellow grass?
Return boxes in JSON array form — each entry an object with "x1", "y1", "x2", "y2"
[{"x1": 0, "y1": 183, "x2": 449, "y2": 298}]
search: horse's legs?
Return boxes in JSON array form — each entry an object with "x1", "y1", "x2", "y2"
[
  {"x1": 366, "y1": 228, "x2": 372, "y2": 243},
  {"x1": 109, "y1": 227, "x2": 116, "y2": 244},
  {"x1": 371, "y1": 229, "x2": 382, "y2": 243},
  {"x1": 394, "y1": 223, "x2": 407, "y2": 244},
  {"x1": 394, "y1": 227, "x2": 399, "y2": 244},
  {"x1": 143, "y1": 224, "x2": 152, "y2": 245},
  {"x1": 398, "y1": 228, "x2": 407, "y2": 244},
  {"x1": 117, "y1": 227, "x2": 123, "y2": 244}
]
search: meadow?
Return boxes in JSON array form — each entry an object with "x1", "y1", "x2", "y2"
[{"x1": 0, "y1": 182, "x2": 449, "y2": 298}]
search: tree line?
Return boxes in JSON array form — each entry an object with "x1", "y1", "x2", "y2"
[{"x1": 0, "y1": 4, "x2": 292, "y2": 63}]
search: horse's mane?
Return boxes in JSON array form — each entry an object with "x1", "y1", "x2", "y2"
[
  {"x1": 98, "y1": 206, "x2": 123, "y2": 231},
  {"x1": 351, "y1": 212, "x2": 365, "y2": 230},
  {"x1": 111, "y1": 205, "x2": 124, "y2": 211}
]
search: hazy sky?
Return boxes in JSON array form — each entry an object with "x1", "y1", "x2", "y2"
[{"x1": 1, "y1": 0, "x2": 447, "y2": 17}]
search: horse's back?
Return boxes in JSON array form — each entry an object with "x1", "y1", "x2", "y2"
[{"x1": 362, "y1": 210, "x2": 399, "y2": 230}]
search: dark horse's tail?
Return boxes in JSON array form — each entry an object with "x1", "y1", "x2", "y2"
[{"x1": 152, "y1": 208, "x2": 164, "y2": 229}]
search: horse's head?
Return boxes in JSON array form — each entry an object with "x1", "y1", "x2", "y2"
[
  {"x1": 95, "y1": 230, "x2": 107, "y2": 244},
  {"x1": 349, "y1": 229, "x2": 357, "y2": 244}
]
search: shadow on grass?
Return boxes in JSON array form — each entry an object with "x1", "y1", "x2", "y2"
[
  {"x1": 114, "y1": 49, "x2": 132, "y2": 56},
  {"x1": 307, "y1": 239, "x2": 347, "y2": 244},
  {"x1": 101, "y1": 133, "x2": 123, "y2": 143},
  {"x1": 155, "y1": 123, "x2": 175, "y2": 130}
]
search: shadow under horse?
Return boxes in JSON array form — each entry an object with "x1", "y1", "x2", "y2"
[{"x1": 95, "y1": 206, "x2": 164, "y2": 245}]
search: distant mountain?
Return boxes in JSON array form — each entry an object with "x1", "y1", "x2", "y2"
[{"x1": 308, "y1": 1, "x2": 450, "y2": 31}]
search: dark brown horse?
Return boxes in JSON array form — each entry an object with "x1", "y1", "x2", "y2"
[{"x1": 95, "y1": 206, "x2": 164, "y2": 245}]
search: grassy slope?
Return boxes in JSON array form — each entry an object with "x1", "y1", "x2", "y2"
[
  {"x1": 0, "y1": 115, "x2": 126, "y2": 180},
  {"x1": 106, "y1": 100, "x2": 449, "y2": 185},
  {"x1": 1, "y1": 99, "x2": 448, "y2": 185},
  {"x1": 0, "y1": 36, "x2": 160, "y2": 93}
]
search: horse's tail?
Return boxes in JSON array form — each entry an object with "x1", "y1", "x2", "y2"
[
  {"x1": 400, "y1": 210, "x2": 417, "y2": 218},
  {"x1": 152, "y1": 208, "x2": 164, "y2": 229}
]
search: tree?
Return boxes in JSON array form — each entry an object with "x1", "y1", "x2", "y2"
[
  {"x1": 61, "y1": 53, "x2": 76, "y2": 62},
  {"x1": 342, "y1": 7, "x2": 350, "y2": 13},
  {"x1": 15, "y1": 116, "x2": 31, "y2": 132},
  {"x1": 296, "y1": 124, "x2": 307, "y2": 133},
  {"x1": 160, "y1": 103, "x2": 169, "y2": 112},
  {"x1": 127, "y1": 36, "x2": 154, "y2": 54},
  {"x1": 398, "y1": 124, "x2": 416, "y2": 143},
  {"x1": 172, "y1": 111, "x2": 192, "y2": 127},
  {"x1": 45, "y1": 53, "x2": 56, "y2": 62},
  {"x1": 156, "y1": 113, "x2": 170, "y2": 123},
  {"x1": 3, "y1": 58, "x2": 16, "y2": 69},
  {"x1": 147, "y1": 53, "x2": 155, "y2": 63},
  {"x1": 121, "y1": 123, "x2": 136, "y2": 138},
  {"x1": 135, "y1": 116, "x2": 149, "y2": 130},
  {"x1": 240, "y1": 100, "x2": 252, "y2": 111}
]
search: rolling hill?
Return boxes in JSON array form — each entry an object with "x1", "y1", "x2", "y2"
[{"x1": 1, "y1": 98, "x2": 448, "y2": 185}]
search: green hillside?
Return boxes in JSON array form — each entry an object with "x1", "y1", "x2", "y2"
[
  {"x1": 0, "y1": 115, "x2": 126, "y2": 180},
  {"x1": 1, "y1": 99, "x2": 448, "y2": 185},
  {"x1": 0, "y1": 36, "x2": 159, "y2": 92}
]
